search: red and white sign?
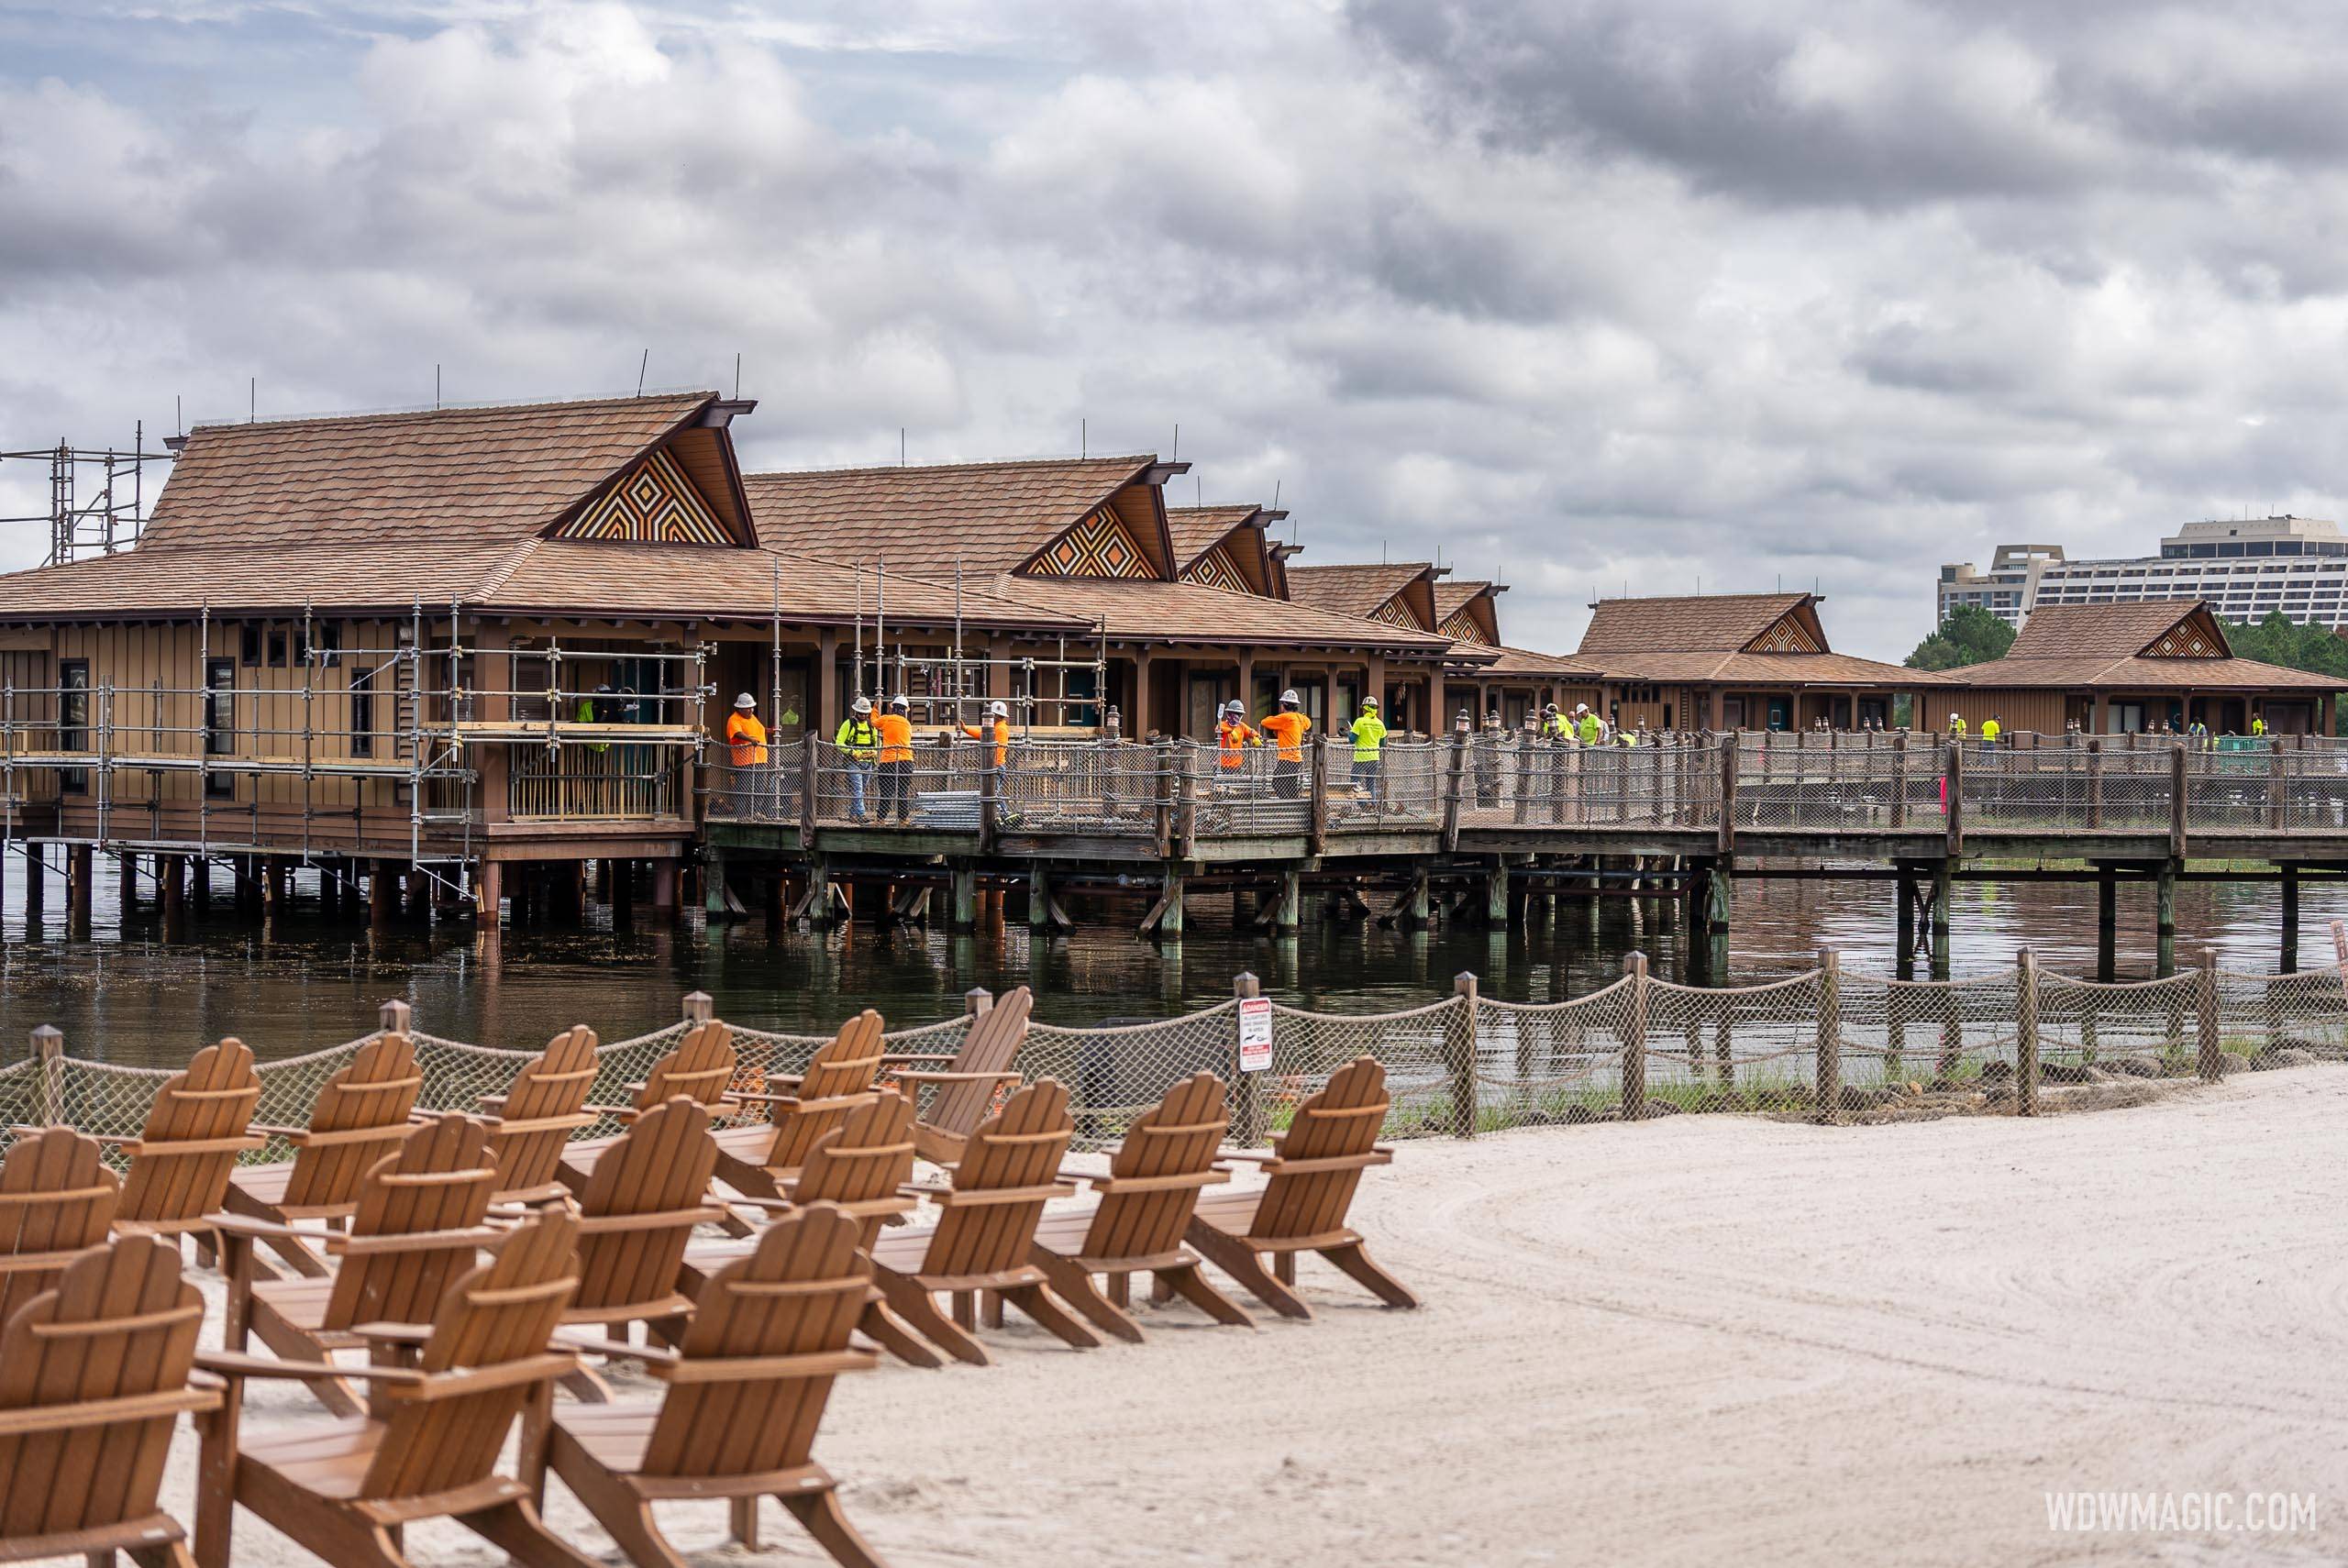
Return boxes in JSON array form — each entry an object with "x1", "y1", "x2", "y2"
[{"x1": 1237, "y1": 996, "x2": 1274, "y2": 1073}]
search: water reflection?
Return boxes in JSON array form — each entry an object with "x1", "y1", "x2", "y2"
[{"x1": 1, "y1": 862, "x2": 2338, "y2": 1066}]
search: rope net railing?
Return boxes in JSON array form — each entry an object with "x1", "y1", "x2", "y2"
[{"x1": 8, "y1": 939, "x2": 2348, "y2": 1161}]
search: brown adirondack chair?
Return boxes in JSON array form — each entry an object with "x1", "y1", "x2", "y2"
[
  {"x1": 1183, "y1": 1056, "x2": 1419, "y2": 1320},
  {"x1": 882, "y1": 986, "x2": 1031, "y2": 1165},
  {"x1": 473, "y1": 1025, "x2": 600, "y2": 1202},
  {"x1": 712, "y1": 1010, "x2": 885, "y2": 1203},
  {"x1": 557, "y1": 1098, "x2": 722, "y2": 1397},
  {"x1": 216, "y1": 1113, "x2": 504, "y2": 1419},
  {"x1": 683, "y1": 1093, "x2": 936, "y2": 1369},
  {"x1": 105, "y1": 1038, "x2": 265, "y2": 1247},
  {"x1": 220, "y1": 1032, "x2": 425, "y2": 1278},
  {"x1": 193, "y1": 1207, "x2": 595, "y2": 1568},
  {"x1": 1027, "y1": 1073, "x2": 1252, "y2": 1342},
  {"x1": 0, "y1": 1236, "x2": 215, "y2": 1568},
  {"x1": 0, "y1": 1126, "x2": 121, "y2": 1327},
  {"x1": 867, "y1": 1077, "x2": 1100, "y2": 1365},
  {"x1": 530, "y1": 1203, "x2": 889, "y2": 1568},
  {"x1": 561, "y1": 1020, "x2": 737, "y2": 1186}
]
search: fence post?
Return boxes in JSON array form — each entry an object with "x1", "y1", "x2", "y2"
[
  {"x1": 1716, "y1": 732, "x2": 1738, "y2": 854},
  {"x1": 1944, "y1": 740, "x2": 1964, "y2": 857},
  {"x1": 1152, "y1": 741, "x2": 1174, "y2": 859},
  {"x1": 30, "y1": 1025, "x2": 62, "y2": 1126},
  {"x1": 2015, "y1": 948, "x2": 2039, "y2": 1117},
  {"x1": 378, "y1": 999, "x2": 412, "y2": 1035},
  {"x1": 964, "y1": 986, "x2": 992, "y2": 1018},
  {"x1": 1889, "y1": 732, "x2": 1907, "y2": 829},
  {"x1": 1441, "y1": 722, "x2": 1468, "y2": 853},
  {"x1": 679, "y1": 991, "x2": 714, "y2": 1025},
  {"x1": 1622, "y1": 951, "x2": 1648, "y2": 1121},
  {"x1": 1307, "y1": 734, "x2": 1330, "y2": 855},
  {"x1": 2195, "y1": 946, "x2": 2221, "y2": 1081},
  {"x1": 799, "y1": 733, "x2": 818, "y2": 848},
  {"x1": 1176, "y1": 744, "x2": 1199, "y2": 860},
  {"x1": 1232, "y1": 972, "x2": 1266, "y2": 1147},
  {"x1": 979, "y1": 753, "x2": 999, "y2": 856},
  {"x1": 1450, "y1": 972, "x2": 1479, "y2": 1139},
  {"x1": 2333, "y1": 919, "x2": 2348, "y2": 996},
  {"x1": 1812, "y1": 949, "x2": 1841, "y2": 1123},
  {"x1": 2169, "y1": 744, "x2": 2188, "y2": 860},
  {"x1": 2086, "y1": 736, "x2": 2103, "y2": 830}
]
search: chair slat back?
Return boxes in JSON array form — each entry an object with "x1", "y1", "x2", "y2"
[
  {"x1": 116, "y1": 1038, "x2": 261, "y2": 1230},
  {"x1": 793, "y1": 1093, "x2": 915, "y2": 1248},
  {"x1": 921, "y1": 987, "x2": 1032, "y2": 1140},
  {"x1": 0, "y1": 1236, "x2": 204, "y2": 1541},
  {"x1": 0, "y1": 1129, "x2": 120, "y2": 1322},
  {"x1": 761, "y1": 1010, "x2": 885, "y2": 1171},
  {"x1": 482, "y1": 1026, "x2": 600, "y2": 1196},
  {"x1": 635, "y1": 1021, "x2": 737, "y2": 1113},
  {"x1": 1251, "y1": 1057, "x2": 1389, "y2": 1242},
  {"x1": 319, "y1": 1114, "x2": 500, "y2": 1332},
  {"x1": 360, "y1": 1209, "x2": 579, "y2": 1500},
  {"x1": 281, "y1": 1032, "x2": 425, "y2": 1209},
  {"x1": 1080, "y1": 1073, "x2": 1226, "y2": 1263},
  {"x1": 924, "y1": 1078, "x2": 1069, "y2": 1278},
  {"x1": 572, "y1": 1099, "x2": 717, "y2": 1316},
  {"x1": 638, "y1": 1204, "x2": 867, "y2": 1479}
]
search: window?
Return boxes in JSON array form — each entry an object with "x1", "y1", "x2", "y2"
[
  {"x1": 266, "y1": 627, "x2": 289, "y2": 668},
  {"x1": 240, "y1": 625, "x2": 260, "y2": 667},
  {"x1": 305, "y1": 620, "x2": 341, "y2": 668},
  {"x1": 349, "y1": 666, "x2": 374, "y2": 758},
  {"x1": 59, "y1": 660, "x2": 88, "y2": 794},
  {"x1": 204, "y1": 660, "x2": 236, "y2": 797}
]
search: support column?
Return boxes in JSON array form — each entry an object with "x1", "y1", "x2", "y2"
[
  {"x1": 703, "y1": 849, "x2": 732, "y2": 923},
  {"x1": 1157, "y1": 865, "x2": 1185, "y2": 937},
  {"x1": 650, "y1": 858, "x2": 680, "y2": 920},
  {"x1": 23, "y1": 844, "x2": 43, "y2": 922},
  {"x1": 1401, "y1": 868, "x2": 1431, "y2": 930},
  {"x1": 950, "y1": 863, "x2": 978, "y2": 933},
  {"x1": 190, "y1": 856, "x2": 208, "y2": 911},
  {"x1": 2281, "y1": 862, "x2": 2299, "y2": 973},
  {"x1": 405, "y1": 866, "x2": 431, "y2": 922},
  {"x1": 1894, "y1": 868, "x2": 1916, "y2": 980},
  {"x1": 2096, "y1": 865, "x2": 2117, "y2": 980},
  {"x1": 1276, "y1": 867, "x2": 1301, "y2": 932},
  {"x1": 260, "y1": 856, "x2": 283, "y2": 922},
  {"x1": 1029, "y1": 864, "x2": 1050, "y2": 928},
  {"x1": 2154, "y1": 859, "x2": 2177, "y2": 977},
  {"x1": 68, "y1": 845, "x2": 93, "y2": 936},
  {"x1": 160, "y1": 854, "x2": 186, "y2": 942},
  {"x1": 475, "y1": 859, "x2": 503, "y2": 950},
  {"x1": 1929, "y1": 859, "x2": 1952, "y2": 980},
  {"x1": 611, "y1": 858, "x2": 634, "y2": 926},
  {"x1": 1485, "y1": 861, "x2": 1508, "y2": 926},
  {"x1": 117, "y1": 851, "x2": 138, "y2": 917},
  {"x1": 371, "y1": 858, "x2": 396, "y2": 930},
  {"x1": 1702, "y1": 859, "x2": 1733, "y2": 981}
]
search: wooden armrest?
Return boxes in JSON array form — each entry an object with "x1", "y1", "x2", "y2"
[
  {"x1": 729, "y1": 1194, "x2": 914, "y2": 1221},
  {"x1": 206, "y1": 1213, "x2": 331, "y2": 1243},
  {"x1": 724, "y1": 1090, "x2": 805, "y2": 1108},
  {"x1": 0, "y1": 1248, "x2": 109, "y2": 1275},
  {"x1": 244, "y1": 1122, "x2": 307, "y2": 1139},
  {"x1": 1214, "y1": 1149, "x2": 1279, "y2": 1165},
  {"x1": 351, "y1": 1323, "x2": 432, "y2": 1346},
  {"x1": 554, "y1": 1331, "x2": 678, "y2": 1367},
  {"x1": 655, "y1": 1349, "x2": 875, "y2": 1385},
  {"x1": 1072, "y1": 1169, "x2": 1231, "y2": 1195},
  {"x1": 332, "y1": 1224, "x2": 505, "y2": 1256},
  {"x1": 371, "y1": 1352, "x2": 578, "y2": 1404},
  {"x1": 578, "y1": 1103, "x2": 642, "y2": 1121},
  {"x1": 482, "y1": 1112, "x2": 597, "y2": 1137},
  {"x1": 574, "y1": 1207, "x2": 725, "y2": 1236},
  {"x1": 888, "y1": 1070, "x2": 1023, "y2": 1086},
  {"x1": 875, "y1": 1053, "x2": 954, "y2": 1066},
  {"x1": 1241, "y1": 1151, "x2": 1392, "y2": 1176},
  {"x1": 0, "y1": 1386, "x2": 217, "y2": 1437},
  {"x1": 195, "y1": 1350, "x2": 424, "y2": 1387},
  {"x1": 903, "y1": 1182, "x2": 1078, "y2": 1208}
]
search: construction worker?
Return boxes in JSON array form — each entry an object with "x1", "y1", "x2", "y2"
[
  {"x1": 1259, "y1": 689, "x2": 1312, "y2": 799},
  {"x1": 1215, "y1": 700, "x2": 1259, "y2": 770},
  {"x1": 835, "y1": 696, "x2": 879, "y2": 822},
  {"x1": 1574, "y1": 703, "x2": 1602, "y2": 745},
  {"x1": 1540, "y1": 701, "x2": 1567, "y2": 740},
  {"x1": 875, "y1": 696, "x2": 914, "y2": 823},
  {"x1": 1947, "y1": 712, "x2": 1967, "y2": 736},
  {"x1": 959, "y1": 700, "x2": 1015, "y2": 822},
  {"x1": 2252, "y1": 712, "x2": 2267, "y2": 737},
  {"x1": 1980, "y1": 713, "x2": 2001, "y2": 749},
  {"x1": 725, "y1": 693, "x2": 768, "y2": 767},
  {"x1": 1348, "y1": 696, "x2": 1387, "y2": 805}
]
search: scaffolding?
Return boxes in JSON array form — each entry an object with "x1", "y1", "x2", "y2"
[
  {"x1": 0, "y1": 427, "x2": 169, "y2": 565},
  {"x1": 845, "y1": 560, "x2": 1113, "y2": 734},
  {"x1": 0, "y1": 602, "x2": 714, "y2": 896}
]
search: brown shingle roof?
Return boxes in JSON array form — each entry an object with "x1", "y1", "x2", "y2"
[
  {"x1": 1950, "y1": 655, "x2": 2338, "y2": 692},
  {"x1": 139, "y1": 392, "x2": 721, "y2": 553},
  {"x1": 2005, "y1": 601, "x2": 2229, "y2": 659},
  {"x1": 1285, "y1": 562, "x2": 1436, "y2": 622},
  {"x1": 742, "y1": 456, "x2": 1160, "y2": 579},
  {"x1": 1472, "y1": 645, "x2": 1603, "y2": 679},
  {"x1": 1579, "y1": 649, "x2": 1949, "y2": 687},
  {"x1": 1165, "y1": 504, "x2": 1263, "y2": 569},
  {"x1": 1576, "y1": 592, "x2": 1815, "y2": 655},
  {"x1": 991, "y1": 576, "x2": 1459, "y2": 653},
  {"x1": 1433, "y1": 580, "x2": 1504, "y2": 646}
]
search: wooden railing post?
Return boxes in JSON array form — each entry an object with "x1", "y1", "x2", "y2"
[
  {"x1": 1307, "y1": 734, "x2": 1330, "y2": 856},
  {"x1": 965, "y1": 986, "x2": 992, "y2": 1017},
  {"x1": 2195, "y1": 946, "x2": 2221, "y2": 1081},
  {"x1": 1232, "y1": 972, "x2": 1266, "y2": 1147},
  {"x1": 2015, "y1": 948, "x2": 2039, "y2": 1116},
  {"x1": 1152, "y1": 740, "x2": 1174, "y2": 859},
  {"x1": 1622, "y1": 951, "x2": 1649, "y2": 1121},
  {"x1": 1812, "y1": 949, "x2": 1841, "y2": 1123},
  {"x1": 1176, "y1": 743, "x2": 1199, "y2": 859},
  {"x1": 30, "y1": 1025, "x2": 62, "y2": 1126},
  {"x1": 1889, "y1": 731, "x2": 1907, "y2": 829},
  {"x1": 681, "y1": 991, "x2": 714, "y2": 1025},
  {"x1": 1441, "y1": 723, "x2": 1468, "y2": 853},
  {"x1": 1944, "y1": 739, "x2": 1964, "y2": 857},
  {"x1": 979, "y1": 751, "x2": 1000, "y2": 856},
  {"x1": 1716, "y1": 732, "x2": 1738, "y2": 854},
  {"x1": 2087, "y1": 735, "x2": 2103, "y2": 830},
  {"x1": 1451, "y1": 972, "x2": 1479, "y2": 1139},
  {"x1": 2169, "y1": 744, "x2": 2189, "y2": 860},
  {"x1": 800, "y1": 733, "x2": 818, "y2": 849},
  {"x1": 378, "y1": 999, "x2": 412, "y2": 1035},
  {"x1": 2268, "y1": 735, "x2": 2286, "y2": 831}
]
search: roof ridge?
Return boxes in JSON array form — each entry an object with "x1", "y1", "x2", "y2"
[
  {"x1": 744, "y1": 453, "x2": 1157, "y2": 481},
  {"x1": 185, "y1": 389, "x2": 716, "y2": 435},
  {"x1": 471, "y1": 538, "x2": 541, "y2": 602}
]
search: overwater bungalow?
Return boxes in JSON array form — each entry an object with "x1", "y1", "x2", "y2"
[
  {"x1": 1942, "y1": 601, "x2": 2341, "y2": 735},
  {"x1": 1427, "y1": 580, "x2": 1607, "y2": 728}
]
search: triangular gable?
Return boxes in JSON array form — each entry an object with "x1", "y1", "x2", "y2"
[
  {"x1": 2141, "y1": 605, "x2": 2231, "y2": 659},
  {"x1": 1742, "y1": 602, "x2": 1827, "y2": 655},
  {"x1": 1440, "y1": 608, "x2": 1492, "y2": 645},
  {"x1": 1182, "y1": 545, "x2": 1251, "y2": 595},
  {"x1": 1369, "y1": 597, "x2": 1421, "y2": 630},
  {"x1": 549, "y1": 446, "x2": 740, "y2": 547},
  {"x1": 1024, "y1": 503, "x2": 1157, "y2": 580}
]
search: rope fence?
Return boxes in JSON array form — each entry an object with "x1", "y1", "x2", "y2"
[{"x1": 11, "y1": 926, "x2": 2348, "y2": 1158}]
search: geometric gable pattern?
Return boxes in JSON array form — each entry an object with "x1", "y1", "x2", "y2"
[
  {"x1": 2144, "y1": 616, "x2": 2226, "y2": 658},
  {"x1": 1369, "y1": 598, "x2": 1420, "y2": 629},
  {"x1": 1181, "y1": 545, "x2": 1250, "y2": 594},
  {"x1": 1745, "y1": 614, "x2": 1825, "y2": 654},
  {"x1": 1026, "y1": 505, "x2": 1155, "y2": 580},
  {"x1": 1439, "y1": 609, "x2": 1490, "y2": 645},
  {"x1": 552, "y1": 447, "x2": 734, "y2": 546}
]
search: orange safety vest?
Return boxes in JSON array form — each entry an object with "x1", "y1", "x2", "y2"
[
  {"x1": 1216, "y1": 720, "x2": 1258, "y2": 769},
  {"x1": 1259, "y1": 710, "x2": 1310, "y2": 763},
  {"x1": 961, "y1": 718, "x2": 1010, "y2": 767},
  {"x1": 874, "y1": 712, "x2": 914, "y2": 764},
  {"x1": 725, "y1": 711, "x2": 768, "y2": 767}
]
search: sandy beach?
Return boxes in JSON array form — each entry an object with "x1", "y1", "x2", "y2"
[{"x1": 157, "y1": 1068, "x2": 2348, "y2": 1566}]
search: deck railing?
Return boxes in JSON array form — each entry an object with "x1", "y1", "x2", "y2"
[
  {"x1": 701, "y1": 730, "x2": 2348, "y2": 845},
  {"x1": 506, "y1": 745, "x2": 680, "y2": 821}
]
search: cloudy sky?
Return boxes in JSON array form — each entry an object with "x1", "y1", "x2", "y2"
[{"x1": 6, "y1": 0, "x2": 2348, "y2": 659}]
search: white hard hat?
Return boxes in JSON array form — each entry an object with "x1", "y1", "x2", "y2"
[
  {"x1": 734, "y1": 692, "x2": 756, "y2": 710},
  {"x1": 988, "y1": 700, "x2": 1008, "y2": 718},
  {"x1": 851, "y1": 696, "x2": 871, "y2": 714},
  {"x1": 1950, "y1": 712, "x2": 1960, "y2": 720},
  {"x1": 889, "y1": 695, "x2": 908, "y2": 711},
  {"x1": 1280, "y1": 688, "x2": 1301, "y2": 705},
  {"x1": 1362, "y1": 696, "x2": 1379, "y2": 709},
  {"x1": 1224, "y1": 699, "x2": 1244, "y2": 715},
  {"x1": 1574, "y1": 703, "x2": 1589, "y2": 713}
]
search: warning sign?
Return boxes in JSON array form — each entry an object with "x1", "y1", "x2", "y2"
[{"x1": 1237, "y1": 995, "x2": 1274, "y2": 1073}]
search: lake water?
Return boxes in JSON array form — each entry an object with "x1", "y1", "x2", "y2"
[{"x1": 1, "y1": 863, "x2": 2340, "y2": 1066}]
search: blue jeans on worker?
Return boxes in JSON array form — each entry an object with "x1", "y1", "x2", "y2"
[
  {"x1": 847, "y1": 760, "x2": 872, "y2": 820},
  {"x1": 1352, "y1": 756, "x2": 1383, "y2": 805}
]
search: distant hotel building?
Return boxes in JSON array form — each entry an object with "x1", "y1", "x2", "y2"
[{"x1": 1939, "y1": 516, "x2": 2348, "y2": 631}]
